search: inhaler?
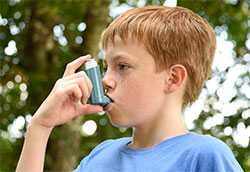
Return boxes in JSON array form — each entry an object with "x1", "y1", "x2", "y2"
[{"x1": 84, "y1": 59, "x2": 112, "y2": 107}]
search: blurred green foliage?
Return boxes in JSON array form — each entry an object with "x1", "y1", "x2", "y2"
[{"x1": 0, "y1": 0, "x2": 250, "y2": 171}]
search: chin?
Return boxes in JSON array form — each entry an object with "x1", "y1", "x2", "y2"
[{"x1": 106, "y1": 112, "x2": 133, "y2": 128}]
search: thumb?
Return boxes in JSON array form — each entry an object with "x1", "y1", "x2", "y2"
[{"x1": 79, "y1": 104, "x2": 104, "y2": 115}]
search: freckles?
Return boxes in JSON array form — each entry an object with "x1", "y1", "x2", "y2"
[
  {"x1": 118, "y1": 74, "x2": 150, "y2": 106},
  {"x1": 125, "y1": 84, "x2": 146, "y2": 105},
  {"x1": 119, "y1": 80, "x2": 142, "y2": 103}
]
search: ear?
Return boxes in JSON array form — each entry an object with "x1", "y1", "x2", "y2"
[{"x1": 164, "y1": 64, "x2": 187, "y2": 93}]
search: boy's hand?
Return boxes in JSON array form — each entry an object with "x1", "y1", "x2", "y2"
[{"x1": 31, "y1": 55, "x2": 103, "y2": 129}]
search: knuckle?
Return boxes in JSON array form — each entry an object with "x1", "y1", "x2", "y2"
[
  {"x1": 55, "y1": 78, "x2": 62, "y2": 87},
  {"x1": 75, "y1": 87, "x2": 82, "y2": 96},
  {"x1": 56, "y1": 78, "x2": 62, "y2": 83},
  {"x1": 72, "y1": 83, "x2": 80, "y2": 90},
  {"x1": 79, "y1": 71, "x2": 86, "y2": 76},
  {"x1": 66, "y1": 63, "x2": 73, "y2": 69},
  {"x1": 82, "y1": 71, "x2": 89, "y2": 79},
  {"x1": 72, "y1": 84, "x2": 82, "y2": 95},
  {"x1": 55, "y1": 88, "x2": 64, "y2": 96},
  {"x1": 75, "y1": 84, "x2": 84, "y2": 95},
  {"x1": 77, "y1": 77, "x2": 85, "y2": 84}
]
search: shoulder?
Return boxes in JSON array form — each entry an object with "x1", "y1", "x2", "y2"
[
  {"x1": 88, "y1": 137, "x2": 130, "y2": 157},
  {"x1": 186, "y1": 133, "x2": 243, "y2": 172},
  {"x1": 74, "y1": 137, "x2": 130, "y2": 171},
  {"x1": 180, "y1": 133, "x2": 234, "y2": 161},
  {"x1": 189, "y1": 133, "x2": 232, "y2": 153},
  {"x1": 178, "y1": 132, "x2": 232, "y2": 155},
  {"x1": 187, "y1": 133, "x2": 235, "y2": 160}
]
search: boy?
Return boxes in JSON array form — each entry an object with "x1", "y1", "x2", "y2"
[{"x1": 16, "y1": 6, "x2": 244, "y2": 172}]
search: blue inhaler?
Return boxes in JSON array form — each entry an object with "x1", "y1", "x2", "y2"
[{"x1": 84, "y1": 59, "x2": 112, "y2": 107}]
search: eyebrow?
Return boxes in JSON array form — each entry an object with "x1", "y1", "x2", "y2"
[{"x1": 104, "y1": 55, "x2": 131, "y2": 64}]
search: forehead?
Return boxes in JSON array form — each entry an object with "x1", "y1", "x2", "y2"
[
  {"x1": 103, "y1": 36, "x2": 149, "y2": 64},
  {"x1": 104, "y1": 53, "x2": 133, "y2": 64}
]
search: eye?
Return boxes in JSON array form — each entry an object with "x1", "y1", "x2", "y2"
[{"x1": 117, "y1": 64, "x2": 129, "y2": 71}]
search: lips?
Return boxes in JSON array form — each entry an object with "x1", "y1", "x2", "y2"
[
  {"x1": 103, "y1": 94, "x2": 114, "y2": 111},
  {"x1": 106, "y1": 94, "x2": 114, "y2": 103},
  {"x1": 103, "y1": 103, "x2": 113, "y2": 111}
]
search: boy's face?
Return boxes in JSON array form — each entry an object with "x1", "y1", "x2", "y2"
[{"x1": 103, "y1": 37, "x2": 169, "y2": 128}]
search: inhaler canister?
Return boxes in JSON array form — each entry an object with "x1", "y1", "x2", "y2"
[{"x1": 84, "y1": 59, "x2": 112, "y2": 107}]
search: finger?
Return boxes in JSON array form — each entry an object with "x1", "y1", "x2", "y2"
[
  {"x1": 63, "y1": 71, "x2": 86, "y2": 81},
  {"x1": 64, "y1": 84, "x2": 82, "y2": 102},
  {"x1": 63, "y1": 71, "x2": 92, "y2": 96},
  {"x1": 63, "y1": 55, "x2": 91, "y2": 77},
  {"x1": 78, "y1": 104, "x2": 103, "y2": 115},
  {"x1": 63, "y1": 77, "x2": 90, "y2": 102},
  {"x1": 85, "y1": 74, "x2": 93, "y2": 94}
]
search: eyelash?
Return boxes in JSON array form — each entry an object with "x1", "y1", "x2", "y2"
[
  {"x1": 103, "y1": 63, "x2": 129, "y2": 72},
  {"x1": 117, "y1": 64, "x2": 129, "y2": 71}
]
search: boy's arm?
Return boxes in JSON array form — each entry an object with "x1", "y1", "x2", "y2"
[
  {"x1": 15, "y1": 55, "x2": 104, "y2": 172},
  {"x1": 16, "y1": 122, "x2": 53, "y2": 172},
  {"x1": 191, "y1": 138, "x2": 244, "y2": 172}
]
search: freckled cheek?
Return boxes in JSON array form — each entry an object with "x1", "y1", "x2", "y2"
[
  {"x1": 114, "y1": 77, "x2": 137, "y2": 104},
  {"x1": 118, "y1": 79, "x2": 158, "y2": 113},
  {"x1": 118, "y1": 80, "x2": 140, "y2": 104}
]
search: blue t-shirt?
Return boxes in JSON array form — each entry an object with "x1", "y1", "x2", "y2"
[{"x1": 74, "y1": 132, "x2": 243, "y2": 172}]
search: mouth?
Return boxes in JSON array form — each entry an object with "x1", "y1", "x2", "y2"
[
  {"x1": 103, "y1": 94, "x2": 114, "y2": 111},
  {"x1": 105, "y1": 94, "x2": 114, "y2": 103},
  {"x1": 103, "y1": 103, "x2": 113, "y2": 111}
]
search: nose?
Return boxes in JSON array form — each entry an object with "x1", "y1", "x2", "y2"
[{"x1": 102, "y1": 72, "x2": 116, "y2": 94}]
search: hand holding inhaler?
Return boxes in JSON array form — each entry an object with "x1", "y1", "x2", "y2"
[{"x1": 30, "y1": 55, "x2": 111, "y2": 129}]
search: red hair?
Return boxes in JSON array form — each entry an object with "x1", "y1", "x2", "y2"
[{"x1": 100, "y1": 6, "x2": 216, "y2": 108}]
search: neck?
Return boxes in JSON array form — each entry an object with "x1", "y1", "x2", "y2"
[{"x1": 128, "y1": 106, "x2": 188, "y2": 149}]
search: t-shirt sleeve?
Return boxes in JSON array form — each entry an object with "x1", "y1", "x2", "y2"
[
  {"x1": 191, "y1": 137, "x2": 244, "y2": 172},
  {"x1": 73, "y1": 155, "x2": 90, "y2": 172},
  {"x1": 73, "y1": 139, "x2": 114, "y2": 172}
]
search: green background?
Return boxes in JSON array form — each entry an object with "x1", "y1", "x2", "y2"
[{"x1": 0, "y1": 0, "x2": 250, "y2": 171}]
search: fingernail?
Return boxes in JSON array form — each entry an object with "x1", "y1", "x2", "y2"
[
  {"x1": 85, "y1": 54, "x2": 91, "y2": 58},
  {"x1": 80, "y1": 55, "x2": 91, "y2": 60}
]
